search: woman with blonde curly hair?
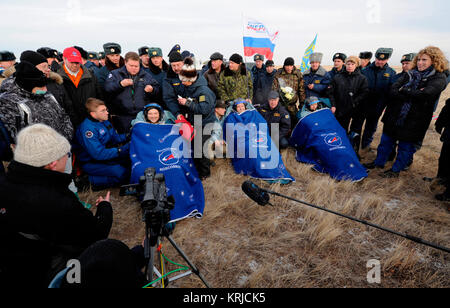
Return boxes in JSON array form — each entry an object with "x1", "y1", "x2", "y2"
[{"x1": 364, "y1": 46, "x2": 448, "y2": 178}]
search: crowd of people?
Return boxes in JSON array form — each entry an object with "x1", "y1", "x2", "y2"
[{"x1": 0, "y1": 42, "x2": 449, "y2": 287}]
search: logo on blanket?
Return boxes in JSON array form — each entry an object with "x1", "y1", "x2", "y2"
[
  {"x1": 159, "y1": 148, "x2": 180, "y2": 166},
  {"x1": 324, "y1": 133, "x2": 342, "y2": 147},
  {"x1": 252, "y1": 132, "x2": 268, "y2": 148}
]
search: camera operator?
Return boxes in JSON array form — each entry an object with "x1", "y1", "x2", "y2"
[{"x1": 0, "y1": 124, "x2": 113, "y2": 288}]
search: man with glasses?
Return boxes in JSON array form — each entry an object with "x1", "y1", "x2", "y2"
[{"x1": 75, "y1": 98, "x2": 130, "y2": 191}]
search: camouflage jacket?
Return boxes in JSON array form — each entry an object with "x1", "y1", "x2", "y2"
[
  {"x1": 0, "y1": 81, "x2": 73, "y2": 141},
  {"x1": 217, "y1": 67, "x2": 253, "y2": 103},
  {"x1": 272, "y1": 68, "x2": 306, "y2": 114}
]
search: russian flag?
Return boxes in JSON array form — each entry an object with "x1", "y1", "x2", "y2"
[{"x1": 243, "y1": 17, "x2": 279, "y2": 61}]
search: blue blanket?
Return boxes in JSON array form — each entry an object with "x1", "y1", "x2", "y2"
[
  {"x1": 130, "y1": 122, "x2": 205, "y2": 223},
  {"x1": 223, "y1": 109, "x2": 295, "y2": 183},
  {"x1": 290, "y1": 109, "x2": 367, "y2": 182}
]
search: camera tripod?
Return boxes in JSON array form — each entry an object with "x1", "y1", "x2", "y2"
[{"x1": 143, "y1": 223, "x2": 211, "y2": 288}]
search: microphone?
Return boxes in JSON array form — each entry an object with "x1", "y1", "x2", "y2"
[{"x1": 241, "y1": 180, "x2": 272, "y2": 206}]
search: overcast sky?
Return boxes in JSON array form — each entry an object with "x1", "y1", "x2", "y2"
[{"x1": 2, "y1": 0, "x2": 449, "y2": 66}]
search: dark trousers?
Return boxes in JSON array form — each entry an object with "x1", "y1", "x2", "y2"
[
  {"x1": 82, "y1": 158, "x2": 130, "y2": 189},
  {"x1": 336, "y1": 114, "x2": 352, "y2": 133},
  {"x1": 374, "y1": 133, "x2": 417, "y2": 172},
  {"x1": 351, "y1": 109, "x2": 384, "y2": 149},
  {"x1": 438, "y1": 141, "x2": 450, "y2": 182},
  {"x1": 192, "y1": 132, "x2": 212, "y2": 178},
  {"x1": 279, "y1": 137, "x2": 290, "y2": 150}
]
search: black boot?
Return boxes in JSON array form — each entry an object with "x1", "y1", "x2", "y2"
[
  {"x1": 363, "y1": 161, "x2": 383, "y2": 170},
  {"x1": 349, "y1": 132, "x2": 361, "y2": 159},
  {"x1": 380, "y1": 169, "x2": 400, "y2": 178},
  {"x1": 435, "y1": 187, "x2": 450, "y2": 202}
]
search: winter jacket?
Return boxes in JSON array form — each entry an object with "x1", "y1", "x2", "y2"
[
  {"x1": 251, "y1": 64, "x2": 266, "y2": 95},
  {"x1": 84, "y1": 61, "x2": 100, "y2": 76},
  {"x1": 328, "y1": 70, "x2": 369, "y2": 118},
  {"x1": 75, "y1": 117, "x2": 128, "y2": 163},
  {"x1": 57, "y1": 65, "x2": 103, "y2": 128},
  {"x1": 146, "y1": 60, "x2": 169, "y2": 109},
  {"x1": 0, "y1": 66, "x2": 15, "y2": 86},
  {"x1": 168, "y1": 75, "x2": 216, "y2": 127},
  {"x1": 272, "y1": 68, "x2": 306, "y2": 114},
  {"x1": 203, "y1": 64, "x2": 225, "y2": 99},
  {"x1": 0, "y1": 161, "x2": 113, "y2": 287},
  {"x1": 325, "y1": 66, "x2": 345, "y2": 81},
  {"x1": 217, "y1": 66, "x2": 253, "y2": 103},
  {"x1": 0, "y1": 118, "x2": 12, "y2": 164},
  {"x1": 0, "y1": 81, "x2": 73, "y2": 141},
  {"x1": 253, "y1": 69, "x2": 277, "y2": 107},
  {"x1": 104, "y1": 66, "x2": 160, "y2": 133},
  {"x1": 382, "y1": 68, "x2": 447, "y2": 143},
  {"x1": 1, "y1": 68, "x2": 76, "y2": 129},
  {"x1": 163, "y1": 67, "x2": 186, "y2": 118},
  {"x1": 303, "y1": 66, "x2": 331, "y2": 98},
  {"x1": 257, "y1": 102, "x2": 291, "y2": 139},
  {"x1": 95, "y1": 56, "x2": 125, "y2": 90},
  {"x1": 436, "y1": 99, "x2": 450, "y2": 143},
  {"x1": 361, "y1": 62, "x2": 396, "y2": 114}
]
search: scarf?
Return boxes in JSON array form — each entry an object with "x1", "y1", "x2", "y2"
[{"x1": 396, "y1": 66, "x2": 434, "y2": 127}]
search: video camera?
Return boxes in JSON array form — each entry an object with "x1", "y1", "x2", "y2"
[{"x1": 120, "y1": 168, "x2": 175, "y2": 238}]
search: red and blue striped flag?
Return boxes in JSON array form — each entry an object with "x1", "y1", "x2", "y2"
[{"x1": 243, "y1": 17, "x2": 279, "y2": 61}]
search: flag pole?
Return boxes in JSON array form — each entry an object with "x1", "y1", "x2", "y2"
[{"x1": 241, "y1": 12, "x2": 247, "y2": 64}]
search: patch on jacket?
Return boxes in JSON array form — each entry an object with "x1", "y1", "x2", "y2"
[
  {"x1": 0, "y1": 208, "x2": 6, "y2": 215},
  {"x1": 108, "y1": 73, "x2": 113, "y2": 79},
  {"x1": 274, "y1": 113, "x2": 281, "y2": 117},
  {"x1": 85, "y1": 131, "x2": 94, "y2": 139},
  {"x1": 314, "y1": 80, "x2": 321, "y2": 84},
  {"x1": 384, "y1": 73, "x2": 390, "y2": 78},
  {"x1": 173, "y1": 82, "x2": 180, "y2": 86},
  {"x1": 199, "y1": 95, "x2": 206, "y2": 102},
  {"x1": 99, "y1": 129, "x2": 106, "y2": 135},
  {"x1": 285, "y1": 115, "x2": 290, "y2": 119}
]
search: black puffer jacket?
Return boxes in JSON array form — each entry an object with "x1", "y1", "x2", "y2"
[
  {"x1": 436, "y1": 98, "x2": 450, "y2": 143},
  {"x1": 1, "y1": 70, "x2": 76, "y2": 129},
  {"x1": 0, "y1": 80, "x2": 73, "y2": 141},
  {"x1": 382, "y1": 69, "x2": 447, "y2": 143},
  {"x1": 327, "y1": 70, "x2": 369, "y2": 118},
  {"x1": 0, "y1": 161, "x2": 113, "y2": 287}
]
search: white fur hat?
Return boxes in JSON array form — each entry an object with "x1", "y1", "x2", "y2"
[{"x1": 14, "y1": 124, "x2": 71, "y2": 167}]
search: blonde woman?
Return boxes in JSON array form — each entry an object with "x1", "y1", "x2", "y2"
[{"x1": 365, "y1": 46, "x2": 449, "y2": 178}]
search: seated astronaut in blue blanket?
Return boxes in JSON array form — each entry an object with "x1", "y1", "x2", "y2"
[
  {"x1": 298, "y1": 96, "x2": 330, "y2": 120},
  {"x1": 75, "y1": 98, "x2": 130, "y2": 191},
  {"x1": 131, "y1": 103, "x2": 176, "y2": 126}
]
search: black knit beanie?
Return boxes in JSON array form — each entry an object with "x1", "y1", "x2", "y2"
[
  {"x1": 20, "y1": 50, "x2": 47, "y2": 66},
  {"x1": 169, "y1": 51, "x2": 184, "y2": 63},
  {"x1": 15, "y1": 61, "x2": 47, "y2": 92},
  {"x1": 229, "y1": 53, "x2": 243, "y2": 64},
  {"x1": 284, "y1": 57, "x2": 295, "y2": 66}
]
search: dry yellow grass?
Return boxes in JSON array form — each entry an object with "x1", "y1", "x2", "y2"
[{"x1": 81, "y1": 86, "x2": 450, "y2": 288}]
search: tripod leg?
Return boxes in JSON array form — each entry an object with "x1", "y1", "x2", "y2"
[{"x1": 165, "y1": 235, "x2": 212, "y2": 288}]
